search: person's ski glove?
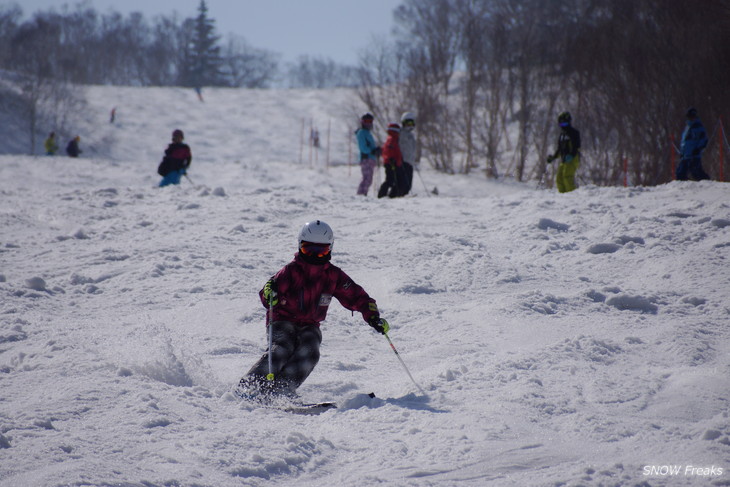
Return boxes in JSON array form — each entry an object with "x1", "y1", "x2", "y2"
[
  {"x1": 263, "y1": 280, "x2": 278, "y2": 307},
  {"x1": 368, "y1": 316, "x2": 390, "y2": 335},
  {"x1": 546, "y1": 154, "x2": 556, "y2": 163}
]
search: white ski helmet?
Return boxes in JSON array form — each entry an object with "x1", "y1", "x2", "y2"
[
  {"x1": 400, "y1": 111, "x2": 416, "y2": 124},
  {"x1": 298, "y1": 220, "x2": 334, "y2": 248}
]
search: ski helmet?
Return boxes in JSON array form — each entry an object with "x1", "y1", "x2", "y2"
[
  {"x1": 557, "y1": 112, "x2": 572, "y2": 125},
  {"x1": 387, "y1": 122, "x2": 401, "y2": 133},
  {"x1": 172, "y1": 129, "x2": 184, "y2": 139},
  {"x1": 400, "y1": 112, "x2": 416, "y2": 130},
  {"x1": 686, "y1": 107, "x2": 698, "y2": 119},
  {"x1": 298, "y1": 220, "x2": 334, "y2": 248}
]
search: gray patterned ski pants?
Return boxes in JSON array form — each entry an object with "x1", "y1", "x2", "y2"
[{"x1": 241, "y1": 321, "x2": 322, "y2": 396}]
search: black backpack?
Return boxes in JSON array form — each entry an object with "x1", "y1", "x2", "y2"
[{"x1": 157, "y1": 157, "x2": 175, "y2": 176}]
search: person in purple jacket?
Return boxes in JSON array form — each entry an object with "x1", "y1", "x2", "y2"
[{"x1": 236, "y1": 220, "x2": 390, "y2": 400}]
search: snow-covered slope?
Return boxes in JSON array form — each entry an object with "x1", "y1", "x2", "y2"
[{"x1": 1, "y1": 86, "x2": 729, "y2": 487}]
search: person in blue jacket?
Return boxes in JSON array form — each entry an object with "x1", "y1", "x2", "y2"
[
  {"x1": 66, "y1": 136, "x2": 82, "y2": 157},
  {"x1": 355, "y1": 113, "x2": 381, "y2": 196},
  {"x1": 677, "y1": 107, "x2": 710, "y2": 181}
]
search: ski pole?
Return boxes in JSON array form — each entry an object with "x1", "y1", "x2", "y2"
[
  {"x1": 266, "y1": 294, "x2": 275, "y2": 381},
  {"x1": 384, "y1": 332, "x2": 426, "y2": 396},
  {"x1": 414, "y1": 166, "x2": 432, "y2": 197}
]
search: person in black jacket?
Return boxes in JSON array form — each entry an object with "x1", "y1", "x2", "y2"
[
  {"x1": 66, "y1": 136, "x2": 82, "y2": 158},
  {"x1": 546, "y1": 111, "x2": 581, "y2": 193},
  {"x1": 157, "y1": 129, "x2": 192, "y2": 187}
]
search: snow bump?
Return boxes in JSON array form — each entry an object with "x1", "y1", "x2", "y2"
[
  {"x1": 25, "y1": 277, "x2": 47, "y2": 291},
  {"x1": 605, "y1": 294, "x2": 658, "y2": 314},
  {"x1": 537, "y1": 218, "x2": 570, "y2": 232},
  {"x1": 586, "y1": 243, "x2": 622, "y2": 254}
]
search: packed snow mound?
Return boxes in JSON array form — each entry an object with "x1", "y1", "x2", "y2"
[{"x1": 1, "y1": 85, "x2": 729, "y2": 486}]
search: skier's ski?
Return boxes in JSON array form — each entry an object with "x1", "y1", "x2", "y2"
[
  {"x1": 236, "y1": 392, "x2": 375, "y2": 414},
  {"x1": 235, "y1": 392, "x2": 336, "y2": 414}
]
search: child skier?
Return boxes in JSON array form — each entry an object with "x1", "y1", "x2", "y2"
[
  {"x1": 236, "y1": 220, "x2": 390, "y2": 401},
  {"x1": 157, "y1": 129, "x2": 192, "y2": 187},
  {"x1": 378, "y1": 123, "x2": 406, "y2": 198}
]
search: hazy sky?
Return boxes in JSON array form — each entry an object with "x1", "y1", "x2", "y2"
[{"x1": 15, "y1": 0, "x2": 400, "y2": 66}]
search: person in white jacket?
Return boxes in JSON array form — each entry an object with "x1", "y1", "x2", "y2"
[{"x1": 399, "y1": 112, "x2": 418, "y2": 195}]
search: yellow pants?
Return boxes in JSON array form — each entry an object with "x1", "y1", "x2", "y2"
[{"x1": 556, "y1": 156, "x2": 580, "y2": 193}]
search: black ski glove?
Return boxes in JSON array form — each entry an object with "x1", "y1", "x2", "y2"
[{"x1": 368, "y1": 315, "x2": 390, "y2": 335}]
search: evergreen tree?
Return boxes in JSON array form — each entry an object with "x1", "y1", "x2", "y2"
[{"x1": 183, "y1": 0, "x2": 224, "y2": 87}]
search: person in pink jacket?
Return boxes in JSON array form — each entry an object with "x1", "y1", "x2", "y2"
[{"x1": 236, "y1": 220, "x2": 390, "y2": 401}]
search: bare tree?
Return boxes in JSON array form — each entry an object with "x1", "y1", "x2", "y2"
[
  {"x1": 287, "y1": 55, "x2": 357, "y2": 89},
  {"x1": 6, "y1": 15, "x2": 84, "y2": 153},
  {"x1": 1, "y1": 3, "x2": 285, "y2": 90},
  {"x1": 453, "y1": 0, "x2": 488, "y2": 175},
  {"x1": 474, "y1": 4, "x2": 513, "y2": 180},
  {"x1": 356, "y1": 37, "x2": 406, "y2": 133},
  {"x1": 0, "y1": 5, "x2": 21, "y2": 67},
  {"x1": 222, "y1": 35, "x2": 279, "y2": 88},
  {"x1": 568, "y1": 0, "x2": 730, "y2": 185},
  {"x1": 391, "y1": 0, "x2": 460, "y2": 173}
]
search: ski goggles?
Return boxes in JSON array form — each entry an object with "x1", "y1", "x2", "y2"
[
  {"x1": 402, "y1": 119, "x2": 415, "y2": 127},
  {"x1": 559, "y1": 122, "x2": 570, "y2": 128},
  {"x1": 300, "y1": 241, "x2": 331, "y2": 257}
]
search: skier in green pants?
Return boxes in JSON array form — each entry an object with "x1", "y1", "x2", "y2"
[{"x1": 547, "y1": 111, "x2": 581, "y2": 193}]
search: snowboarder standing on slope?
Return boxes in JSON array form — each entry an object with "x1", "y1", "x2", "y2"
[
  {"x1": 676, "y1": 107, "x2": 710, "y2": 181},
  {"x1": 355, "y1": 113, "x2": 381, "y2": 196},
  {"x1": 236, "y1": 220, "x2": 389, "y2": 401},
  {"x1": 378, "y1": 123, "x2": 407, "y2": 198},
  {"x1": 157, "y1": 129, "x2": 192, "y2": 187},
  {"x1": 546, "y1": 111, "x2": 581, "y2": 193}
]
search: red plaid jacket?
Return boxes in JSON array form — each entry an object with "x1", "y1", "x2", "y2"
[{"x1": 259, "y1": 253, "x2": 378, "y2": 327}]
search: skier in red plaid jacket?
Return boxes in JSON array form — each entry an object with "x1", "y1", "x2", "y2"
[{"x1": 236, "y1": 220, "x2": 389, "y2": 400}]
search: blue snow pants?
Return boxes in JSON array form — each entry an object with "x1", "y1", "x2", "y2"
[{"x1": 159, "y1": 169, "x2": 183, "y2": 187}]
